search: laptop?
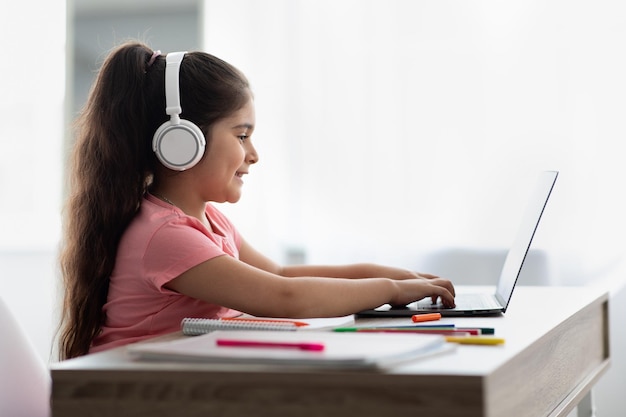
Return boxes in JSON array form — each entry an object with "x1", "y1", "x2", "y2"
[{"x1": 357, "y1": 170, "x2": 559, "y2": 317}]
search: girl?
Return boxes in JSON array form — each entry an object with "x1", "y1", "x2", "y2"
[{"x1": 58, "y1": 41, "x2": 455, "y2": 360}]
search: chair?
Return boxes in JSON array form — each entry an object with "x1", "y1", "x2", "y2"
[
  {"x1": 0, "y1": 296, "x2": 51, "y2": 417},
  {"x1": 419, "y1": 247, "x2": 552, "y2": 286}
]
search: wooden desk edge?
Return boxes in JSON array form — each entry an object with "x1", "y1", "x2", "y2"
[
  {"x1": 50, "y1": 288, "x2": 612, "y2": 417},
  {"x1": 549, "y1": 292, "x2": 611, "y2": 417},
  {"x1": 548, "y1": 359, "x2": 611, "y2": 417}
]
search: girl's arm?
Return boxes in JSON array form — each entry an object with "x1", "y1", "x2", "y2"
[
  {"x1": 165, "y1": 239, "x2": 455, "y2": 318},
  {"x1": 238, "y1": 238, "x2": 441, "y2": 282}
]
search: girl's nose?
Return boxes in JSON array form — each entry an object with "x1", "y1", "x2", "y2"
[{"x1": 247, "y1": 144, "x2": 258, "y2": 164}]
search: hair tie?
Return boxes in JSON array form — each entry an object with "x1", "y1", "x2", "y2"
[{"x1": 147, "y1": 50, "x2": 161, "y2": 67}]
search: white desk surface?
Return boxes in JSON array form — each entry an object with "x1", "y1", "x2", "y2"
[{"x1": 51, "y1": 285, "x2": 611, "y2": 417}]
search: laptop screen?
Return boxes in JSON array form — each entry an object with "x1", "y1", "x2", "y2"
[{"x1": 495, "y1": 171, "x2": 558, "y2": 311}]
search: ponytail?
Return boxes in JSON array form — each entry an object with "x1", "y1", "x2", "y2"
[{"x1": 59, "y1": 42, "x2": 163, "y2": 359}]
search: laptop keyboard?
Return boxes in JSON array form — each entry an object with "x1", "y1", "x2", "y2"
[{"x1": 414, "y1": 293, "x2": 501, "y2": 310}]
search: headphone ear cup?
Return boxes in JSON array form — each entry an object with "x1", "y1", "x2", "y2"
[{"x1": 152, "y1": 119, "x2": 206, "y2": 171}]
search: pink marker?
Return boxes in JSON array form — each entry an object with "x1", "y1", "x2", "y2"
[{"x1": 216, "y1": 338, "x2": 325, "y2": 351}]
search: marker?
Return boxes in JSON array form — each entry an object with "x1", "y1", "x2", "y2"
[
  {"x1": 356, "y1": 329, "x2": 473, "y2": 336},
  {"x1": 334, "y1": 326, "x2": 491, "y2": 336},
  {"x1": 333, "y1": 324, "x2": 455, "y2": 332},
  {"x1": 389, "y1": 324, "x2": 456, "y2": 329},
  {"x1": 216, "y1": 339, "x2": 325, "y2": 351},
  {"x1": 411, "y1": 313, "x2": 442, "y2": 323},
  {"x1": 375, "y1": 324, "x2": 495, "y2": 335},
  {"x1": 458, "y1": 327, "x2": 495, "y2": 335},
  {"x1": 445, "y1": 336, "x2": 505, "y2": 345},
  {"x1": 221, "y1": 317, "x2": 309, "y2": 327}
]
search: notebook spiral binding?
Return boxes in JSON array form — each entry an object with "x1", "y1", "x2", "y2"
[{"x1": 181, "y1": 318, "x2": 298, "y2": 336}]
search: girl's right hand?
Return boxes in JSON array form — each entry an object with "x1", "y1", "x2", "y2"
[{"x1": 391, "y1": 277, "x2": 456, "y2": 308}]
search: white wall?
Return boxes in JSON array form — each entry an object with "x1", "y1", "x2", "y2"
[
  {"x1": 0, "y1": 1, "x2": 65, "y2": 251},
  {"x1": 204, "y1": 0, "x2": 626, "y2": 286},
  {"x1": 0, "y1": 0, "x2": 65, "y2": 361}
]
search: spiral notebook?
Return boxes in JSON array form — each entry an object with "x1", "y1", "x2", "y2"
[
  {"x1": 182, "y1": 318, "x2": 298, "y2": 335},
  {"x1": 181, "y1": 315, "x2": 355, "y2": 335}
]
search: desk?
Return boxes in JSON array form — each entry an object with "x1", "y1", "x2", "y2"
[{"x1": 51, "y1": 286, "x2": 610, "y2": 417}]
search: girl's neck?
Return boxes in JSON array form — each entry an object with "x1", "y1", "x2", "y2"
[{"x1": 150, "y1": 187, "x2": 211, "y2": 229}]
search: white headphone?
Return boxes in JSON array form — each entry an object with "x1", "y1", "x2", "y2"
[{"x1": 152, "y1": 51, "x2": 206, "y2": 171}]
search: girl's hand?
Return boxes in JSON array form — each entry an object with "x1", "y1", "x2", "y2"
[{"x1": 391, "y1": 277, "x2": 456, "y2": 308}]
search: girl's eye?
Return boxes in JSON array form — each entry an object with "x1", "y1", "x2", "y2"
[{"x1": 238, "y1": 135, "x2": 248, "y2": 142}]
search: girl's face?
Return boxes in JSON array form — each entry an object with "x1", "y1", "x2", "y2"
[{"x1": 194, "y1": 97, "x2": 258, "y2": 203}]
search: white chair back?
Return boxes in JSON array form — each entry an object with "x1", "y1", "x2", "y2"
[{"x1": 0, "y1": 296, "x2": 50, "y2": 417}]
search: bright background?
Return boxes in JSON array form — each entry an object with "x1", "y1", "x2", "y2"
[
  {"x1": 1, "y1": 0, "x2": 624, "y2": 415},
  {"x1": 205, "y1": 0, "x2": 626, "y2": 287}
]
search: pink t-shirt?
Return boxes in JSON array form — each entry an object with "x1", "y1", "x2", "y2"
[{"x1": 90, "y1": 194, "x2": 242, "y2": 353}]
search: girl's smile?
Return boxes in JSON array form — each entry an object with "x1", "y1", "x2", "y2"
[{"x1": 196, "y1": 97, "x2": 257, "y2": 204}]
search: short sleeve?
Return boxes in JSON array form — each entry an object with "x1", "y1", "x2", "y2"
[{"x1": 143, "y1": 218, "x2": 229, "y2": 290}]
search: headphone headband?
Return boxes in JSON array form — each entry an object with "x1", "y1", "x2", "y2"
[
  {"x1": 152, "y1": 50, "x2": 206, "y2": 171},
  {"x1": 164, "y1": 52, "x2": 186, "y2": 119}
]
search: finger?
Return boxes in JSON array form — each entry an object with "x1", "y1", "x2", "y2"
[
  {"x1": 434, "y1": 286, "x2": 456, "y2": 308},
  {"x1": 427, "y1": 277, "x2": 456, "y2": 297},
  {"x1": 445, "y1": 280, "x2": 456, "y2": 297}
]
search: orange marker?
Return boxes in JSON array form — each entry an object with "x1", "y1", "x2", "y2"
[{"x1": 411, "y1": 313, "x2": 442, "y2": 323}]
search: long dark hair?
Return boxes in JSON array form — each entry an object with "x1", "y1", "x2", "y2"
[{"x1": 58, "y1": 41, "x2": 250, "y2": 359}]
